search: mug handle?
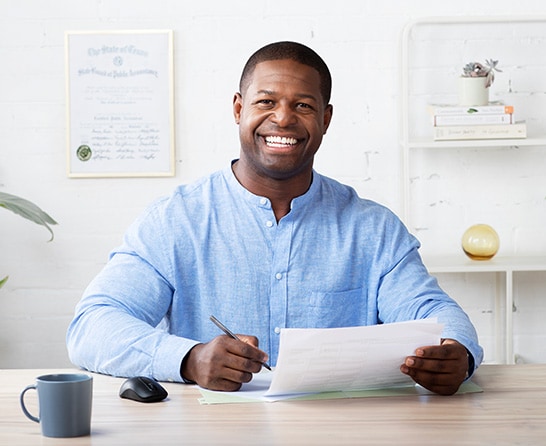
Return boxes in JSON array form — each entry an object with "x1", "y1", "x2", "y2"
[{"x1": 20, "y1": 385, "x2": 40, "y2": 423}]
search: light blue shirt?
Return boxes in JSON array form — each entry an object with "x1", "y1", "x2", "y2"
[{"x1": 67, "y1": 164, "x2": 483, "y2": 382}]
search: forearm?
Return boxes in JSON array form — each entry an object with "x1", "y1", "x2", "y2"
[
  {"x1": 67, "y1": 303, "x2": 199, "y2": 382},
  {"x1": 66, "y1": 253, "x2": 199, "y2": 381},
  {"x1": 379, "y1": 248, "x2": 484, "y2": 375}
]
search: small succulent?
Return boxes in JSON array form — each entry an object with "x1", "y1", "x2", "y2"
[{"x1": 462, "y1": 59, "x2": 502, "y2": 88}]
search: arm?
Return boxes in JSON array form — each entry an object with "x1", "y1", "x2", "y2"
[
  {"x1": 67, "y1": 238, "x2": 269, "y2": 387},
  {"x1": 66, "y1": 194, "x2": 205, "y2": 382},
  {"x1": 66, "y1": 252, "x2": 199, "y2": 382},
  {"x1": 67, "y1": 189, "x2": 270, "y2": 387},
  {"x1": 67, "y1": 254, "x2": 268, "y2": 387},
  {"x1": 375, "y1": 232, "x2": 483, "y2": 394}
]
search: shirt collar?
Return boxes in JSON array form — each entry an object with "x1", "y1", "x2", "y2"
[{"x1": 222, "y1": 160, "x2": 321, "y2": 211}]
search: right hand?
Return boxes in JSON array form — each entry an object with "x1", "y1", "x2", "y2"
[{"x1": 180, "y1": 335, "x2": 269, "y2": 391}]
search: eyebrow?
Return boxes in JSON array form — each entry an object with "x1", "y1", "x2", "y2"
[{"x1": 255, "y1": 89, "x2": 319, "y2": 102}]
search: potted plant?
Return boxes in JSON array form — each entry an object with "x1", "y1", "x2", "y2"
[
  {"x1": 0, "y1": 192, "x2": 57, "y2": 288},
  {"x1": 458, "y1": 59, "x2": 502, "y2": 106}
]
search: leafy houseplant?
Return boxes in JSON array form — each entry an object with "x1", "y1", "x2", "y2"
[{"x1": 0, "y1": 192, "x2": 58, "y2": 288}]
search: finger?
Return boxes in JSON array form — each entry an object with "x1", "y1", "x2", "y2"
[
  {"x1": 400, "y1": 363, "x2": 463, "y2": 395},
  {"x1": 414, "y1": 340, "x2": 467, "y2": 360},
  {"x1": 402, "y1": 364, "x2": 460, "y2": 384},
  {"x1": 404, "y1": 355, "x2": 460, "y2": 374},
  {"x1": 204, "y1": 377, "x2": 245, "y2": 392},
  {"x1": 413, "y1": 346, "x2": 454, "y2": 360},
  {"x1": 237, "y1": 334, "x2": 259, "y2": 348},
  {"x1": 210, "y1": 366, "x2": 254, "y2": 389},
  {"x1": 217, "y1": 337, "x2": 266, "y2": 374},
  {"x1": 227, "y1": 335, "x2": 269, "y2": 366},
  {"x1": 407, "y1": 352, "x2": 467, "y2": 380}
]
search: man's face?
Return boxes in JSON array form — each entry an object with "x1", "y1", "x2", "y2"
[{"x1": 233, "y1": 59, "x2": 333, "y2": 181}]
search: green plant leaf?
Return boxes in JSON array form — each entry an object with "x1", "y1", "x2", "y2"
[
  {"x1": 0, "y1": 275, "x2": 8, "y2": 288},
  {"x1": 0, "y1": 192, "x2": 58, "y2": 241}
]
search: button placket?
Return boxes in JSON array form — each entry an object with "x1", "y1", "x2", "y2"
[{"x1": 268, "y1": 216, "x2": 293, "y2": 361}]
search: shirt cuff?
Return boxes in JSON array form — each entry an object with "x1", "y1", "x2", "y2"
[
  {"x1": 179, "y1": 346, "x2": 199, "y2": 384},
  {"x1": 466, "y1": 349, "x2": 476, "y2": 379},
  {"x1": 152, "y1": 334, "x2": 200, "y2": 382}
]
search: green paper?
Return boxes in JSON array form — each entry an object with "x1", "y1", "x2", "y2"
[{"x1": 198, "y1": 380, "x2": 483, "y2": 405}]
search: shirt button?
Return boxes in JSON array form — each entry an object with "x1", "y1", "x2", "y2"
[
  {"x1": 274, "y1": 327, "x2": 281, "y2": 334},
  {"x1": 266, "y1": 220, "x2": 274, "y2": 227},
  {"x1": 260, "y1": 197, "x2": 267, "y2": 205},
  {"x1": 275, "y1": 273, "x2": 282, "y2": 280}
]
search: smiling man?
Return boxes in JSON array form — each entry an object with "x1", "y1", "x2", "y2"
[
  {"x1": 232, "y1": 56, "x2": 332, "y2": 221},
  {"x1": 67, "y1": 41, "x2": 483, "y2": 396}
]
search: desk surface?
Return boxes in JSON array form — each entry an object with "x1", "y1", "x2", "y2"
[{"x1": 2, "y1": 364, "x2": 546, "y2": 445}]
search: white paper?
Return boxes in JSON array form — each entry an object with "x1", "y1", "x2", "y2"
[{"x1": 265, "y1": 319, "x2": 443, "y2": 396}]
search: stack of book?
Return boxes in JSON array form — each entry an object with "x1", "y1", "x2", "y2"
[{"x1": 428, "y1": 103, "x2": 527, "y2": 141}]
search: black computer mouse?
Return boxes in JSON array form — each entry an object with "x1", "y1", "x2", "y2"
[{"x1": 119, "y1": 376, "x2": 168, "y2": 403}]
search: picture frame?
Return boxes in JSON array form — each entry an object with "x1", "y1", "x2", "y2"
[{"x1": 65, "y1": 30, "x2": 175, "y2": 178}]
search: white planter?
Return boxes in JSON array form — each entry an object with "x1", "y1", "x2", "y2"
[{"x1": 458, "y1": 76, "x2": 489, "y2": 106}]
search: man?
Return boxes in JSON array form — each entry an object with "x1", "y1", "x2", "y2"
[{"x1": 67, "y1": 41, "x2": 483, "y2": 396}]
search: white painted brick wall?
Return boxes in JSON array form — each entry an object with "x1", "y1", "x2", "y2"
[{"x1": 1, "y1": 0, "x2": 545, "y2": 368}]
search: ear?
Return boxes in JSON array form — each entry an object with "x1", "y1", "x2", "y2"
[
  {"x1": 322, "y1": 104, "x2": 333, "y2": 134},
  {"x1": 233, "y1": 93, "x2": 243, "y2": 124}
]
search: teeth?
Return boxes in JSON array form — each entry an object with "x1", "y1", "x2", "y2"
[{"x1": 265, "y1": 136, "x2": 298, "y2": 146}]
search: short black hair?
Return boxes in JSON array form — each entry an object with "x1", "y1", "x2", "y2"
[{"x1": 239, "y1": 41, "x2": 332, "y2": 105}]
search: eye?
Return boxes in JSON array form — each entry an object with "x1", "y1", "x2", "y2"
[
  {"x1": 296, "y1": 102, "x2": 314, "y2": 111},
  {"x1": 255, "y1": 99, "x2": 274, "y2": 108}
]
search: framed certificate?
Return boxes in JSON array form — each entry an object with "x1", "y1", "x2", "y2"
[{"x1": 65, "y1": 30, "x2": 175, "y2": 177}]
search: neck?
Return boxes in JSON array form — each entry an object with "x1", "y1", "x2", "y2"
[{"x1": 231, "y1": 160, "x2": 313, "y2": 221}]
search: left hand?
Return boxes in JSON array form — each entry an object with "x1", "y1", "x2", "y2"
[{"x1": 400, "y1": 338, "x2": 469, "y2": 395}]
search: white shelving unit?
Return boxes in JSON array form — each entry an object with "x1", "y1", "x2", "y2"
[
  {"x1": 424, "y1": 255, "x2": 546, "y2": 364},
  {"x1": 399, "y1": 16, "x2": 546, "y2": 364}
]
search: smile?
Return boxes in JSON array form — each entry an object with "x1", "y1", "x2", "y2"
[{"x1": 264, "y1": 135, "x2": 299, "y2": 148}]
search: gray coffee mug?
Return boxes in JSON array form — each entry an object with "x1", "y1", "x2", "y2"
[{"x1": 20, "y1": 373, "x2": 93, "y2": 438}]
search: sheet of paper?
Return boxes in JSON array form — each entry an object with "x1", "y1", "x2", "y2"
[{"x1": 265, "y1": 319, "x2": 443, "y2": 396}]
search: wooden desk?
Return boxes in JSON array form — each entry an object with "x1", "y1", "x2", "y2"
[{"x1": 2, "y1": 364, "x2": 546, "y2": 445}]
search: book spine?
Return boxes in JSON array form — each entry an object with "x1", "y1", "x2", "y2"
[
  {"x1": 433, "y1": 122, "x2": 527, "y2": 141},
  {"x1": 434, "y1": 113, "x2": 514, "y2": 126},
  {"x1": 431, "y1": 105, "x2": 514, "y2": 115}
]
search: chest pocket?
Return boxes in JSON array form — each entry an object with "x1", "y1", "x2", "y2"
[{"x1": 307, "y1": 288, "x2": 364, "y2": 328}]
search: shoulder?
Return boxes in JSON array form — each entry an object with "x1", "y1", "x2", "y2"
[
  {"x1": 124, "y1": 170, "x2": 229, "y2": 238},
  {"x1": 315, "y1": 173, "x2": 399, "y2": 219},
  {"x1": 314, "y1": 172, "x2": 416, "y2": 246},
  {"x1": 151, "y1": 169, "x2": 228, "y2": 211}
]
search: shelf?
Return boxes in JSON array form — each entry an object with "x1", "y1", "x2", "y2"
[
  {"x1": 422, "y1": 254, "x2": 546, "y2": 365},
  {"x1": 406, "y1": 136, "x2": 546, "y2": 150},
  {"x1": 423, "y1": 255, "x2": 546, "y2": 274}
]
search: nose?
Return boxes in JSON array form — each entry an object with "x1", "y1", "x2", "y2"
[{"x1": 271, "y1": 103, "x2": 297, "y2": 127}]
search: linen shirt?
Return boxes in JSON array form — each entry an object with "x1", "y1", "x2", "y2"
[{"x1": 67, "y1": 165, "x2": 483, "y2": 382}]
